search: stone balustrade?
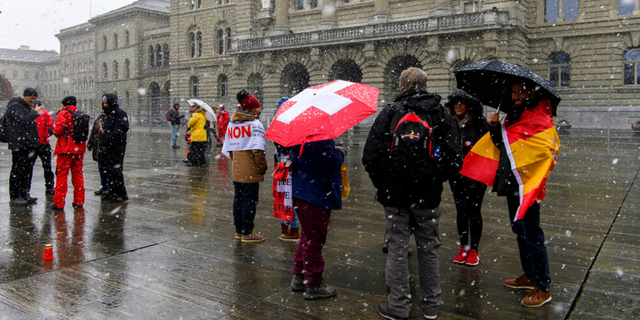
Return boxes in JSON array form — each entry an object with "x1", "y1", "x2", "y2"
[{"x1": 233, "y1": 11, "x2": 507, "y2": 52}]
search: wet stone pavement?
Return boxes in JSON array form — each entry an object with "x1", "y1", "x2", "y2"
[{"x1": 0, "y1": 127, "x2": 639, "y2": 319}]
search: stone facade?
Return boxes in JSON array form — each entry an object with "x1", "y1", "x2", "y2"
[
  {"x1": 0, "y1": 46, "x2": 59, "y2": 102},
  {"x1": 2, "y1": 0, "x2": 640, "y2": 128}
]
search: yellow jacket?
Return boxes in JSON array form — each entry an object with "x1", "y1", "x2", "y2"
[{"x1": 188, "y1": 109, "x2": 207, "y2": 142}]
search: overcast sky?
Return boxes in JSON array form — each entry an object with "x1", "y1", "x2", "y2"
[{"x1": 0, "y1": 0, "x2": 138, "y2": 52}]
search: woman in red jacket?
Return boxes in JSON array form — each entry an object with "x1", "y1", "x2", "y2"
[{"x1": 51, "y1": 96, "x2": 87, "y2": 210}]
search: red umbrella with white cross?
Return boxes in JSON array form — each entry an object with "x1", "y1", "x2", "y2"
[{"x1": 265, "y1": 80, "x2": 379, "y2": 147}]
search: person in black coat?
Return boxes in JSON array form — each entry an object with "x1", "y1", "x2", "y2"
[
  {"x1": 363, "y1": 67, "x2": 462, "y2": 320},
  {"x1": 86, "y1": 114, "x2": 109, "y2": 196},
  {"x1": 445, "y1": 89, "x2": 490, "y2": 267},
  {"x1": 5, "y1": 88, "x2": 43, "y2": 206},
  {"x1": 99, "y1": 93, "x2": 129, "y2": 202}
]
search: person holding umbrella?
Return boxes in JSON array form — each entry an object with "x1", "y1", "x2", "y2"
[
  {"x1": 264, "y1": 79, "x2": 379, "y2": 300},
  {"x1": 184, "y1": 103, "x2": 207, "y2": 166},
  {"x1": 445, "y1": 90, "x2": 490, "y2": 266}
]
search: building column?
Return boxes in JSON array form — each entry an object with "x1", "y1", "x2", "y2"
[
  {"x1": 369, "y1": 0, "x2": 391, "y2": 24},
  {"x1": 317, "y1": 0, "x2": 338, "y2": 30},
  {"x1": 271, "y1": 0, "x2": 290, "y2": 35},
  {"x1": 429, "y1": 0, "x2": 453, "y2": 17}
]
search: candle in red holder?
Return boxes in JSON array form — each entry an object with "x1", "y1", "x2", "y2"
[{"x1": 44, "y1": 244, "x2": 53, "y2": 261}]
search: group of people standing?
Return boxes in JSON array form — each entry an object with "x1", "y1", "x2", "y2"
[{"x1": 3, "y1": 88, "x2": 129, "y2": 210}]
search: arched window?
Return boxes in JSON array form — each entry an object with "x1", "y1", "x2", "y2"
[
  {"x1": 163, "y1": 44, "x2": 170, "y2": 67},
  {"x1": 549, "y1": 52, "x2": 570, "y2": 87},
  {"x1": 89, "y1": 60, "x2": 93, "y2": 71},
  {"x1": 113, "y1": 61, "x2": 119, "y2": 80},
  {"x1": 217, "y1": 27, "x2": 231, "y2": 55},
  {"x1": 190, "y1": 76, "x2": 199, "y2": 97},
  {"x1": 189, "y1": 32, "x2": 196, "y2": 58},
  {"x1": 149, "y1": 45, "x2": 155, "y2": 67},
  {"x1": 125, "y1": 30, "x2": 130, "y2": 46},
  {"x1": 114, "y1": 33, "x2": 119, "y2": 49},
  {"x1": 125, "y1": 59, "x2": 131, "y2": 78},
  {"x1": 624, "y1": 48, "x2": 640, "y2": 85},
  {"x1": 196, "y1": 31, "x2": 203, "y2": 57},
  {"x1": 103, "y1": 35, "x2": 108, "y2": 51},
  {"x1": 103, "y1": 63, "x2": 108, "y2": 81},
  {"x1": 156, "y1": 44, "x2": 162, "y2": 67},
  {"x1": 218, "y1": 74, "x2": 228, "y2": 97},
  {"x1": 73, "y1": 80, "x2": 77, "y2": 93},
  {"x1": 24, "y1": 71, "x2": 29, "y2": 79},
  {"x1": 226, "y1": 27, "x2": 232, "y2": 53}
]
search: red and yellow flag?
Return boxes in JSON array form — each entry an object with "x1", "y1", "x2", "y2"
[{"x1": 459, "y1": 99, "x2": 561, "y2": 221}]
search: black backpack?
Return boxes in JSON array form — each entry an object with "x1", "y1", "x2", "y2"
[
  {"x1": 388, "y1": 106, "x2": 438, "y2": 181},
  {"x1": 64, "y1": 109, "x2": 90, "y2": 143},
  {"x1": 0, "y1": 115, "x2": 7, "y2": 143}
]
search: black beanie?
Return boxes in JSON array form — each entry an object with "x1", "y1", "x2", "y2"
[
  {"x1": 23, "y1": 87, "x2": 38, "y2": 97},
  {"x1": 236, "y1": 89, "x2": 249, "y2": 104},
  {"x1": 62, "y1": 96, "x2": 77, "y2": 106}
]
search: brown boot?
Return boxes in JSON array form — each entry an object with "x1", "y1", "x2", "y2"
[
  {"x1": 280, "y1": 222, "x2": 289, "y2": 236},
  {"x1": 279, "y1": 227, "x2": 300, "y2": 242},
  {"x1": 241, "y1": 232, "x2": 265, "y2": 243},
  {"x1": 504, "y1": 275, "x2": 536, "y2": 290},
  {"x1": 521, "y1": 288, "x2": 552, "y2": 307}
]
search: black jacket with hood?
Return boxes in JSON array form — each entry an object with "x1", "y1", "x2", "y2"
[
  {"x1": 5, "y1": 97, "x2": 40, "y2": 151},
  {"x1": 98, "y1": 93, "x2": 129, "y2": 163},
  {"x1": 444, "y1": 89, "x2": 490, "y2": 158},
  {"x1": 362, "y1": 89, "x2": 463, "y2": 209}
]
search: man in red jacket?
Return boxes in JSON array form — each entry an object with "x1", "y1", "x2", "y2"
[
  {"x1": 33, "y1": 99, "x2": 55, "y2": 195},
  {"x1": 51, "y1": 96, "x2": 86, "y2": 210}
]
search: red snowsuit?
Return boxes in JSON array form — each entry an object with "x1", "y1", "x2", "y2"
[
  {"x1": 35, "y1": 109, "x2": 54, "y2": 144},
  {"x1": 217, "y1": 109, "x2": 229, "y2": 144},
  {"x1": 51, "y1": 105, "x2": 87, "y2": 208}
]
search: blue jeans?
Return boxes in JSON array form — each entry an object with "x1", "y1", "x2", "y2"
[
  {"x1": 98, "y1": 162, "x2": 109, "y2": 190},
  {"x1": 507, "y1": 196, "x2": 550, "y2": 292},
  {"x1": 171, "y1": 124, "x2": 179, "y2": 146},
  {"x1": 232, "y1": 182, "x2": 259, "y2": 235}
]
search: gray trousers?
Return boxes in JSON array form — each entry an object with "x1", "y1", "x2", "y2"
[{"x1": 384, "y1": 206, "x2": 442, "y2": 318}]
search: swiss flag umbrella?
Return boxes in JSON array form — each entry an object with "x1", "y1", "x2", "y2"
[{"x1": 265, "y1": 80, "x2": 379, "y2": 147}]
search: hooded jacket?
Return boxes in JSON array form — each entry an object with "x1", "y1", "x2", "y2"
[
  {"x1": 290, "y1": 139, "x2": 344, "y2": 210},
  {"x1": 228, "y1": 110, "x2": 267, "y2": 183},
  {"x1": 98, "y1": 93, "x2": 129, "y2": 163},
  {"x1": 5, "y1": 97, "x2": 40, "y2": 151},
  {"x1": 52, "y1": 105, "x2": 87, "y2": 155},
  {"x1": 86, "y1": 115, "x2": 107, "y2": 162},
  {"x1": 444, "y1": 90, "x2": 490, "y2": 158},
  {"x1": 35, "y1": 109, "x2": 54, "y2": 145},
  {"x1": 362, "y1": 89, "x2": 463, "y2": 209},
  {"x1": 187, "y1": 107, "x2": 207, "y2": 142}
]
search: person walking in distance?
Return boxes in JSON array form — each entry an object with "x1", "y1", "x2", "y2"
[
  {"x1": 445, "y1": 90, "x2": 490, "y2": 267},
  {"x1": 32, "y1": 99, "x2": 55, "y2": 196},
  {"x1": 50, "y1": 96, "x2": 86, "y2": 210},
  {"x1": 167, "y1": 103, "x2": 184, "y2": 149},
  {"x1": 5, "y1": 87, "x2": 43, "y2": 206},
  {"x1": 362, "y1": 67, "x2": 463, "y2": 320},
  {"x1": 99, "y1": 93, "x2": 129, "y2": 203},
  {"x1": 216, "y1": 105, "x2": 229, "y2": 146}
]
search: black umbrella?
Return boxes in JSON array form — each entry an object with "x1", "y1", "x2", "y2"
[{"x1": 454, "y1": 59, "x2": 561, "y2": 116}]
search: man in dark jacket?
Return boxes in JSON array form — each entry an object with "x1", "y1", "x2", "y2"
[
  {"x1": 167, "y1": 103, "x2": 184, "y2": 149},
  {"x1": 99, "y1": 93, "x2": 129, "y2": 202},
  {"x1": 362, "y1": 67, "x2": 462, "y2": 320},
  {"x1": 5, "y1": 87, "x2": 43, "y2": 206}
]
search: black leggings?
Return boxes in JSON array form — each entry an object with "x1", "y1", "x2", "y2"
[{"x1": 449, "y1": 174, "x2": 486, "y2": 251}]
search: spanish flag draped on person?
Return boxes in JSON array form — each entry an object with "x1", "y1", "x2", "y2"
[{"x1": 459, "y1": 97, "x2": 560, "y2": 222}]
